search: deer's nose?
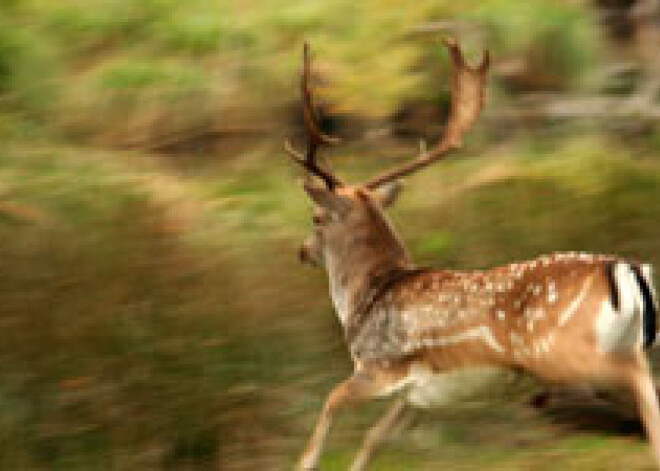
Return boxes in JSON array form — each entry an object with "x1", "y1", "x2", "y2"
[
  {"x1": 298, "y1": 241, "x2": 319, "y2": 266},
  {"x1": 298, "y1": 245, "x2": 310, "y2": 264}
]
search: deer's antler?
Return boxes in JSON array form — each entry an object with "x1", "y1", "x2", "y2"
[
  {"x1": 284, "y1": 43, "x2": 343, "y2": 190},
  {"x1": 364, "y1": 38, "x2": 489, "y2": 189}
]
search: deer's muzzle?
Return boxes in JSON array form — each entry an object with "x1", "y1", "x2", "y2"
[{"x1": 298, "y1": 239, "x2": 321, "y2": 267}]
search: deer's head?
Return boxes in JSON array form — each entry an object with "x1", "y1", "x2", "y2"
[
  {"x1": 298, "y1": 179, "x2": 405, "y2": 268},
  {"x1": 287, "y1": 40, "x2": 489, "y2": 270}
]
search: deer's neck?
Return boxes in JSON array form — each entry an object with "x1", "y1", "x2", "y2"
[{"x1": 325, "y1": 220, "x2": 412, "y2": 325}]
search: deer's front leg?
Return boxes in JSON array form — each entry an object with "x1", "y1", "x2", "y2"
[
  {"x1": 350, "y1": 397, "x2": 408, "y2": 471},
  {"x1": 298, "y1": 368, "x2": 402, "y2": 470}
]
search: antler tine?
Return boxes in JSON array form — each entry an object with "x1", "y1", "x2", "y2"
[
  {"x1": 284, "y1": 42, "x2": 343, "y2": 190},
  {"x1": 364, "y1": 38, "x2": 489, "y2": 189}
]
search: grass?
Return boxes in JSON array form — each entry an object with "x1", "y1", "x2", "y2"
[
  {"x1": 0, "y1": 133, "x2": 658, "y2": 469},
  {"x1": 1, "y1": 1, "x2": 660, "y2": 469}
]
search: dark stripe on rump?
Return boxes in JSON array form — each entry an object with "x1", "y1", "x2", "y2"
[
  {"x1": 606, "y1": 262, "x2": 620, "y2": 311},
  {"x1": 630, "y1": 264, "x2": 657, "y2": 349}
]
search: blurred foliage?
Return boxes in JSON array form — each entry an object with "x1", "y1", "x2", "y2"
[
  {"x1": 0, "y1": 0, "x2": 660, "y2": 469},
  {"x1": 0, "y1": 19, "x2": 59, "y2": 120},
  {"x1": 0, "y1": 0, "x2": 606, "y2": 143},
  {"x1": 0, "y1": 135, "x2": 659, "y2": 469},
  {"x1": 472, "y1": 0, "x2": 601, "y2": 82}
]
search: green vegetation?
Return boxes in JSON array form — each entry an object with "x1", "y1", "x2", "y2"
[
  {"x1": 1, "y1": 0, "x2": 660, "y2": 469},
  {"x1": 0, "y1": 137, "x2": 658, "y2": 469},
  {"x1": 3, "y1": 0, "x2": 604, "y2": 140}
]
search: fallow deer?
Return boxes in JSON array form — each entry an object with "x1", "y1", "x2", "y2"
[{"x1": 285, "y1": 39, "x2": 660, "y2": 470}]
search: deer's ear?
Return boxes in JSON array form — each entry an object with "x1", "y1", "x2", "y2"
[
  {"x1": 371, "y1": 180, "x2": 403, "y2": 208},
  {"x1": 303, "y1": 180, "x2": 352, "y2": 214}
]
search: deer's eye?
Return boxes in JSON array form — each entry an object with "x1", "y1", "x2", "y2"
[{"x1": 312, "y1": 214, "x2": 323, "y2": 225}]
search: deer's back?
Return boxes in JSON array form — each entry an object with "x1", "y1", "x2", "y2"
[{"x1": 349, "y1": 252, "x2": 621, "y2": 367}]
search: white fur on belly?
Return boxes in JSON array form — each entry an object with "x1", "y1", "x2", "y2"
[{"x1": 405, "y1": 364, "x2": 515, "y2": 408}]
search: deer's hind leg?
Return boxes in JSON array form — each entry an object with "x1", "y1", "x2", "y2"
[
  {"x1": 626, "y1": 353, "x2": 660, "y2": 468},
  {"x1": 297, "y1": 364, "x2": 410, "y2": 471}
]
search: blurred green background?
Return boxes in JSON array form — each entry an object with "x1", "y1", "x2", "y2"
[{"x1": 1, "y1": 0, "x2": 660, "y2": 469}]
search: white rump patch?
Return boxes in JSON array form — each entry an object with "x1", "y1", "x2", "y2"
[
  {"x1": 596, "y1": 300, "x2": 642, "y2": 352},
  {"x1": 595, "y1": 263, "x2": 643, "y2": 352}
]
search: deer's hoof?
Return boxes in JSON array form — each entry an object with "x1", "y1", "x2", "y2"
[{"x1": 296, "y1": 456, "x2": 319, "y2": 471}]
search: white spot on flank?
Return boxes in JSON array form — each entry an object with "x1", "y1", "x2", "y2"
[
  {"x1": 547, "y1": 280, "x2": 557, "y2": 303},
  {"x1": 559, "y1": 275, "x2": 594, "y2": 326},
  {"x1": 510, "y1": 332, "x2": 523, "y2": 346},
  {"x1": 542, "y1": 338, "x2": 550, "y2": 353},
  {"x1": 526, "y1": 307, "x2": 544, "y2": 321},
  {"x1": 496, "y1": 309, "x2": 506, "y2": 320},
  {"x1": 535, "y1": 340, "x2": 544, "y2": 356}
]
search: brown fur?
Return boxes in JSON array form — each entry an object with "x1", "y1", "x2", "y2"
[
  {"x1": 296, "y1": 186, "x2": 660, "y2": 470},
  {"x1": 289, "y1": 38, "x2": 659, "y2": 471}
]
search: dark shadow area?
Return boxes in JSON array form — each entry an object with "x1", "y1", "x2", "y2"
[{"x1": 533, "y1": 389, "x2": 645, "y2": 437}]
